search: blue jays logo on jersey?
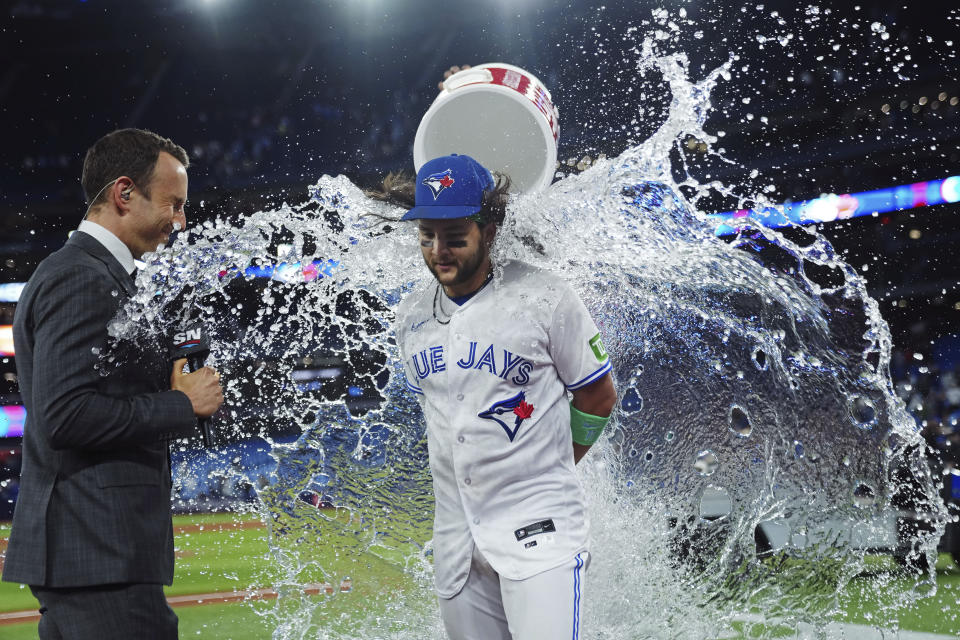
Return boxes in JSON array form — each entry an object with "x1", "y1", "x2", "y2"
[
  {"x1": 422, "y1": 169, "x2": 455, "y2": 199},
  {"x1": 478, "y1": 391, "x2": 535, "y2": 442}
]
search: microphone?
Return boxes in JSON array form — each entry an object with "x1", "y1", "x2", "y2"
[{"x1": 170, "y1": 323, "x2": 215, "y2": 447}]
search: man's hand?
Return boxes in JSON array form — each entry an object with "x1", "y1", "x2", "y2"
[
  {"x1": 438, "y1": 64, "x2": 472, "y2": 90},
  {"x1": 170, "y1": 358, "x2": 224, "y2": 418}
]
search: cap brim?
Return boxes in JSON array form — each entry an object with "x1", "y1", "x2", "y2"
[{"x1": 401, "y1": 205, "x2": 482, "y2": 221}]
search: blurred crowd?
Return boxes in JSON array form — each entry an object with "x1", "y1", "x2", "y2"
[
  {"x1": 892, "y1": 353, "x2": 960, "y2": 471},
  {"x1": 0, "y1": 446, "x2": 21, "y2": 521}
]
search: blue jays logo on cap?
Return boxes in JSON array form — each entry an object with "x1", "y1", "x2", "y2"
[
  {"x1": 402, "y1": 154, "x2": 496, "y2": 221},
  {"x1": 422, "y1": 169, "x2": 455, "y2": 200}
]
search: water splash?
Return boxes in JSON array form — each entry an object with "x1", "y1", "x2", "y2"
[{"x1": 104, "y1": 18, "x2": 952, "y2": 640}]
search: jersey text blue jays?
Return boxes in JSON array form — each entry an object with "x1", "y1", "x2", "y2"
[{"x1": 409, "y1": 341, "x2": 533, "y2": 385}]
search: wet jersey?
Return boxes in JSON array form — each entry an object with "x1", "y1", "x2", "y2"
[{"x1": 395, "y1": 260, "x2": 611, "y2": 598}]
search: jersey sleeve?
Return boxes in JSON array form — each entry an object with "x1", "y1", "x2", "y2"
[
  {"x1": 394, "y1": 309, "x2": 424, "y2": 397},
  {"x1": 547, "y1": 284, "x2": 612, "y2": 391},
  {"x1": 401, "y1": 356, "x2": 424, "y2": 396}
]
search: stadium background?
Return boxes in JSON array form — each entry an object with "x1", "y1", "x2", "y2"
[{"x1": 0, "y1": 0, "x2": 958, "y2": 636}]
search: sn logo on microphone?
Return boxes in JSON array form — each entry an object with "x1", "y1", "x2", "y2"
[{"x1": 173, "y1": 328, "x2": 203, "y2": 347}]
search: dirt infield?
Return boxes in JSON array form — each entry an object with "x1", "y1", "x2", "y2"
[
  {"x1": 0, "y1": 581, "x2": 343, "y2": 625},
  {"x1": 173, "y1": 519, "x2": 266, "y2": 535}
]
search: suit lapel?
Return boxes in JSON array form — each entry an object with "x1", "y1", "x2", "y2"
[
  {"x1": 68, "y1": 231, "x2": 137, "y2": 296},
  {"x1": 105, "y1": 258, "x2": 137, "y2": 297}
]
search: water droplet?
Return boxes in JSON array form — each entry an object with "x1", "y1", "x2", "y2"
[
  {"x1": 694, "y1": 450, "x2": 719, "y2": 476},
  {"x1": 913, "y1": 580, "x2": 935, "y2": 598},
  {"x1": 664, "y1": 430, "x2": 675, "y2": 442},
  {"x1": 111, "y1": 289, "x2": 119, "y2": 297},
  {"x1": 752, "y1": 347, "x2": 768, "y2": 371},
  {"x1": 794, "y1": 440, "x2": 804, "y2": 458},
  {"x1": 699, "y1": 485, "x2": 731, "y2": 518},
  {"x1": 853, "y1": 482, "x2": 876, "y2": 507},
  {"x1": 621, "y1": 386, "x2": 643, "y2": 413},
  {"x1": 849, "y1": 395, "x2": 877, "y2": 429},
  {"x1": 729, "y1": 405, "x2": 752, "y2": 437}
]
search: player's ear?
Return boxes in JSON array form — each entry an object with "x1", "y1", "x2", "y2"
[{"x1": 481, "y1": 222, "x2": 497, "y2": 247}]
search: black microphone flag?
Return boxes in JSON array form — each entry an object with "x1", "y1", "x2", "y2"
[{"x1": 170, "y1": 324, "x2": 215, "y2": 447}]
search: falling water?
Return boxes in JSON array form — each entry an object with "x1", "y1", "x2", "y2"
[{"x1": 103, "y1": 8, "x2": 953, "y2": 639}]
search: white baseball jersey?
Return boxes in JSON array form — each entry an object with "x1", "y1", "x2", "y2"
[{"x1": 395, "y1": 259, "x2": 611, "y2": 598}]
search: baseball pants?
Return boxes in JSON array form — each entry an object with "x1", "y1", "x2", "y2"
[
  {"x1": 30, "y1": 583, "x2": 178, "y2": 640},
  {"x1": 438, "y1": 545, "x2": 590, "y2": 640}
]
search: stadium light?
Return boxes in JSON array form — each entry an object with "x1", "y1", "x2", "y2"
[
  {"x1": 712, "y1": 175, "x2": 960, "y2": 235},
  {"x1": 0, "y1": 283, "x2": 25, "y2": 303},
  {"x1": 0, "y1": 260, "x2": 340, "y2": 304},
  {"x1": 0, "y1": 326, "x2": 12, "y2": 357},
  {"x1": 0, "y1": 405, "x2": 25, "y2": 438},
  {"x1": 941, "y1": 176, "x2": 960, "y2": 203}
]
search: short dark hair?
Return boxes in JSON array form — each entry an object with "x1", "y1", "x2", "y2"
[
  {"x1": 366, "y1": 171, "x2": 512, "y2": 227},
  {"x1": 81, "y1": 128, "x2": 189, "y2": 207}
]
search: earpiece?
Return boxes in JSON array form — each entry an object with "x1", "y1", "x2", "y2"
[{"x1": 120, "y1": 189, "x2": 132, "y2": 201}]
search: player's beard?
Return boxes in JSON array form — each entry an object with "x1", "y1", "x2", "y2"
[{"x1": 427, "y1": 244, "x2": 489, "y2": 292}]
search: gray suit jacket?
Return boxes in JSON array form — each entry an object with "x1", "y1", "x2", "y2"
[{"x1": 2, "y1": 230, "x2": 198, "y2": 588}]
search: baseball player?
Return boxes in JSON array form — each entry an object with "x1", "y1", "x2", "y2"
[{"x1": 391, "y1": 154, "x2": 617, "y2": 640}]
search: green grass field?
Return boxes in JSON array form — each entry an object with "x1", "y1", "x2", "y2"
[
  {"x1": 2, "y1": 515, "x2": 959, "y2": 638},
  {"x1": 1, "y1": 511, "x2": 435, "y2": 639}
]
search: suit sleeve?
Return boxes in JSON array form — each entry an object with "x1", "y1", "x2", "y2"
[
  {"x1": 30, "y1": 266, "x2": 197, "y2": 450},
  {"x1": 547, "y1": 284, "x2": 612, "y2": 391}
]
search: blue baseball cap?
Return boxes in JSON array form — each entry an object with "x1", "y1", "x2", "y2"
[{"x1": 401, "y1": 154, "x2": 496, "y2": 221}]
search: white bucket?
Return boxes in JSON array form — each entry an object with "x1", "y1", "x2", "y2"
[{"x1": 413, "y1": 63, "x2": 559, "y2": 194}]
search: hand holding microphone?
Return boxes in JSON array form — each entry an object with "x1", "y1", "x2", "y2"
[
  {"x1": 169, "y1": 325, "x2": 224, "y2": 446},
  {"x1": 171, "y1": 361, "x2": 223, "y2": 417}
]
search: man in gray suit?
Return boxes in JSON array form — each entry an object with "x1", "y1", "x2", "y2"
[{"x1": 2, "y1": 128, "x2": 225, "y2": 638}]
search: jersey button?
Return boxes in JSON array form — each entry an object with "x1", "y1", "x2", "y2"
[
  {"x1": 458, "y1": 435, "x2": 465, "y2": 443},
  {"x1": 464, "y1": 478, "x2": 472, "y2": 485},
  {"x1": 457, "y1": 393, "x2": 464, "y2": 401},
  {"x1": 473, "y1": 517, "x2": 480, "y2": 525}
]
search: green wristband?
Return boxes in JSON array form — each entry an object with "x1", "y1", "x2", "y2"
[{"x1": 570, "y1": 403, "x2": 610, "y2": 446}]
